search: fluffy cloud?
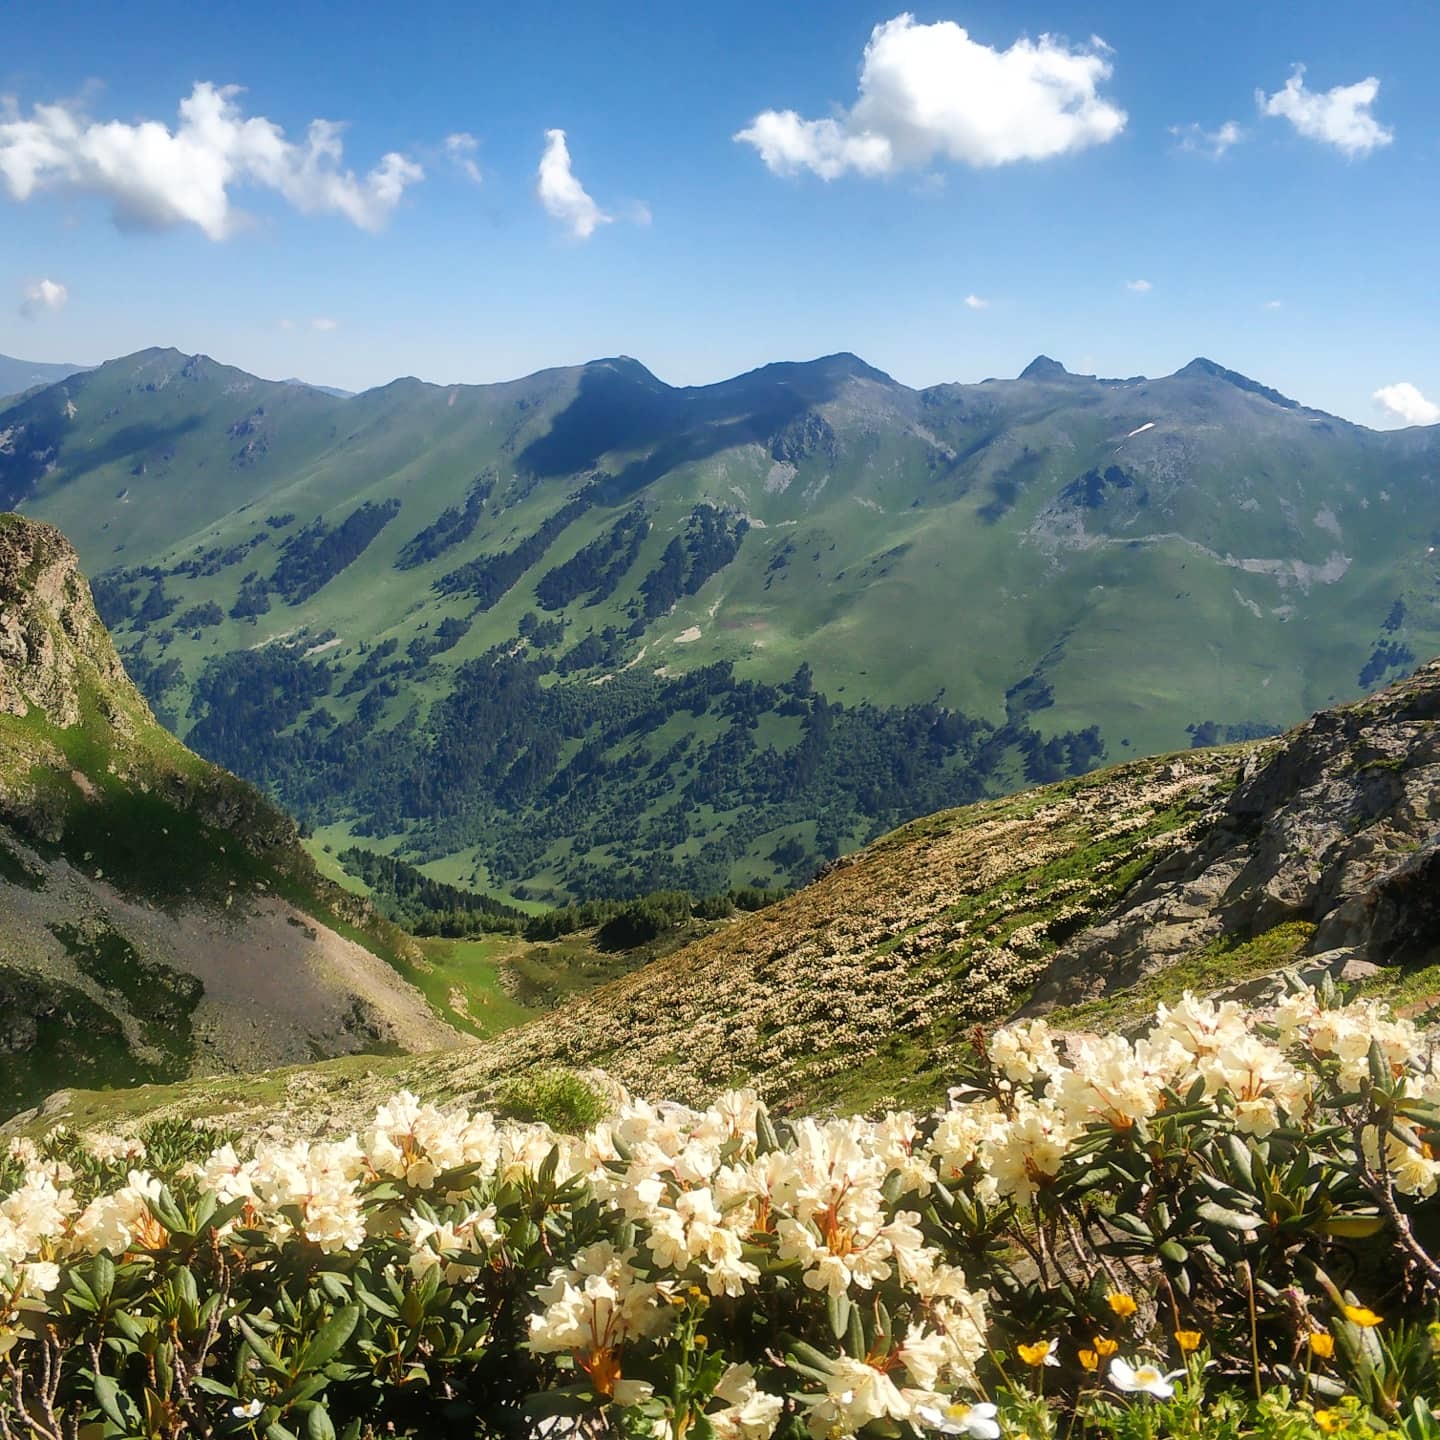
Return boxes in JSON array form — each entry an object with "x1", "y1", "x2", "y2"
[
  {"x1": 1373, "y1": 382, "x2": 1440, "y2": 427},
  {"x1": 964, "y1": 294, "x2": 989, "y2": 309},
  {"x1": 1126, "y1": 278, "x2": 1152, "y2": 293},
  {"x1": 537, "y1": 129, "x2": 611, "y2": 239},
  {"x1": 19, "y1": 277, "x2": 67, "y2": 318},
  {"x1": 444, "y1": 132, "x2": 482, "y2": 184},
  {"x1": 1171, "y1": 120, "x2": 1243, "y2": 157},
  {"x1": 0, "y1": 83, "x2": 423, "y2": 239},
  {"x1": 311, "y1": 316, "x2": 338, "y2": 331},
  {"x1": 735, "y1": 13, "x2": 1126, "y2": 179},
  {"x1": 1257, "y1": 67, "x2": 1393, "y2": 156}
]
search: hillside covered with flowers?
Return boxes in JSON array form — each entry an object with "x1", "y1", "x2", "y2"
[{"x1": 2, "y1": 978, "x2": 1438, "y2": 1438}]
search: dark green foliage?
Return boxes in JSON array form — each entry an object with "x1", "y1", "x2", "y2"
[
  {"x1": 269, "y1": 499, "x2": 401, "y2": 605},
  {"x1": 229, "y1": 573, "x2": 271, "y2": 619},
  {"x1": 90, "y1": 571, "x2": 139, "y2": 628},
  {"x1": 395, "y1": 472, "x2": 494, "y2": 570},
  {"x1": 435, "y1": 488, "x2": 594, "y2": 608},
  {"x1": 1019, "y1": 725, "x2": 1105, "y2": 783},
  {"x1": 407, "y1": 614, "x2": 472, "y2": 663},
  {"x1": 1384, "y1": 598, "x2": 1407, "y2": 633},
  {"x1": 264, "y1": 511, "x2": 295, "y2": 528},
  {"x1": 337, "y1": 846, "x2": 525, "y2": 934},
  {"x1": 183, "y1": 640, "x2": 1107, "y2": 898},
  {"x1": 1187, "y1": 718, "x2": 1283, "y2": 747},
  {"x1": 637, "y1": 504, "x2": 747, "y2": 619},
  {"x1": 534, "y1": 506, "x2": 648, "y2": 610},
  {"x1": 174, "y1": 600, "x2": 224, "y2": 630},
  {"x1": 1360, "y1": 641, "x2": 1416, "y2": 688},
  {"x1": 186, "y1": 645, "x2": 333, "y2": 783}
]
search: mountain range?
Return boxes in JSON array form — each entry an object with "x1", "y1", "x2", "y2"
[{"x1": 1, "y1": 345, "x2": 1437, "y2": 901}]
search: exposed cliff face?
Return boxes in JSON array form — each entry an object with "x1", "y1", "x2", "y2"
[
  {"x1": 0, "y1": 515, "x2": 131, "y2": 727},
  {"x1": 1025, "y1": 659, "x2": 1440, "y2": 1011},
  {"x1": 0, "y1": 513, "x2": 458, "y2": 1122}
]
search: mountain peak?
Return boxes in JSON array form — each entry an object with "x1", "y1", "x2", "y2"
[
  {"x1": 1019, "y1": 355, "x2": 1069, "y2": 380},
  {"x1": 1173, "y1": 357, "x2": 1300, "y2": 410}
]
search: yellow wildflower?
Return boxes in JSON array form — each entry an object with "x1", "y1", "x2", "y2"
[
  {"x1": 1092, "y1": 1336, "x2": 1119, "y2": 1358},
  {"x1": 1016, "y1": 1338, "x2": 1059, "y2": 1368},
  {"x1": 1174, "y1": 1330, "x2": 1202, "y2": 1353},
  {"x1": 1308, "y1": 1331, "x2": 1335, "y2": 1359},
  {"x1": 1314, "y1": 1410, "x2": 1338, "y2": 1434},
  {"x1": 1079, "y1": 1349, "x2": 1099, "y2": 1372},
  {"x1": 1342, "y1": 1305, "x2": 1382, "y2": 1328},
  {"x1": 1106, "y1": 1293, "x2": 1138, "y2": 1319}
]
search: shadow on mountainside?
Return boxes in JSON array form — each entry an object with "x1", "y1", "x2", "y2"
[{"x1": 516, "y1": 355, "x2": 879, "y2": 489}]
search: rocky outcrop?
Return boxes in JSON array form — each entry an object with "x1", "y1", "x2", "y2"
[
  {"x1": 0, "y1": 515, "x2": 135, "y2": 728},
  {"x1": 1026, "y1": 659, "x2": 1440, "y2": 1010}
]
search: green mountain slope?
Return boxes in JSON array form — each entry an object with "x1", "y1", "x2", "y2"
[
  {"x1": 0, "y1": 515, "x2": 459, "y2": 1120},
  {"x1": 3, "y1": 347, "x2": 1438, "y2": 900},
  {"x1": 26, "y1": 653, "x2": 1439, "y2": 1139}
]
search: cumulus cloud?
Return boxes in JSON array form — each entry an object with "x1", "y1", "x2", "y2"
[
  {"x1": 537, "y1": 129, "x2": 611, "y2": 239},
  {"x1": 1171, "y1": 120, "x2": 1243, "y2": 157},
  {"x1": 1258, "y1": 66, "x2": 1393, "y2": 156},
  {"x1": 964, "y1": 293, "x2": 989, "y2": 309},
  {"x1": 1126, "y1": 278, "x2": 1152, "y2": 293},
  {"x1": 444, "y1": 132, "x2": 482, "y2": 184},
  {"x1": 735, "y1": 13, "x2": 1126, "y2": 179},
  {"x1": 0, "y1": 83, "x2": 424, "y2": 239},
  {"x1": 19, "y1": 277, "x2": 67, "y2": 318},
  {"x1": 1374, "y1": 382, "x2": 1440, "y2": 427}
]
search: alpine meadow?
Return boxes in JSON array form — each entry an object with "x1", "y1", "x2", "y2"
[{"x1": 2, "y1": 4, "x2": 1440, "y2": 1438}]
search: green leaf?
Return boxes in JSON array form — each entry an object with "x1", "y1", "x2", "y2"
[
  {"x1": 299, "y1": 1306, "x2": 361, "y2": 1374},
  {"x1": 1197, "y1": 1201, "x2": 1260, "y2": 1231},
  {"x1": 826, "y1": 1291, "x2": 850, "y2": 1342},
  {"x1": 237, "y1": 1316, "x2": 286, "y2": 1377},
  {"x1": 90, "y1": 1373, "x2": 129, "y2": 1430},
  {"x1": 305, "y1": 1405, "x2": 338, "y2": 1440}
]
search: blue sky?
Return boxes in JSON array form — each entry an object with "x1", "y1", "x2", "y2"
[{"x1": 1, "y1": 0, "x2": 1437, "y2": 425}]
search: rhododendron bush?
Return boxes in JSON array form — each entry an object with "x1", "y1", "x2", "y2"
[{"x1": 0, "y1": 979, "x2": 1438, "y2": 1439}]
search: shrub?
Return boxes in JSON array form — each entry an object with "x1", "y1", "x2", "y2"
[
  {"x1": 494, "y1": 1068, "x2": 608, "y2": 1132},
  {"x1": 0, "y1": 978, "x2": 1436, "y2": 1439}
]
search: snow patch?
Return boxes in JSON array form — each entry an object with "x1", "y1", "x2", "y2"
[{"x1": 1124, "y1": 421, "x2": 1155, "y2": 439}]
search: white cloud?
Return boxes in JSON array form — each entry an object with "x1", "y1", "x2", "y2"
[
  {"x1": 735, "y1": 14, "x2": 1126, "y2": 179},
  {"x1": 537, "y1": 128, "x2": 611, "y2": 239},
  {"x1": 0, "y1": 83, "x2": 424, "y2": 240},
  {"x1": 19, "y1": 277, "x2": 67, "y2": 317},
  {"x1": 279, "y1": 318, "x2": 295, "y2": 330},
  {"x1": 1263, "y1": 299, "x2": 1283, "y2": 310},
  {"x1": 444, "y1": 131, "x2": 482, "y2": 184},
  {"x1": 1171, "y1": 120, "x2": 1243, "y2": 157},
  {"x1": 1373, "y1": 382, "x2": 1440, "y2": 427},
  {"x1": 629, "y1": 199, "x2": 653, "y2": 226},
  {"x1": 964, "y1": 293, "x2": 989, "y2": 309},
  {"x1": 1257, "y1": 66, "x2": 1393, "y2": 156},
  {"x1": 1126, "y1": 278, "x2": 1152, "y2": 293},
  {"x1": 311, "y1": 316, "x2": 338, "y2": 331}
]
